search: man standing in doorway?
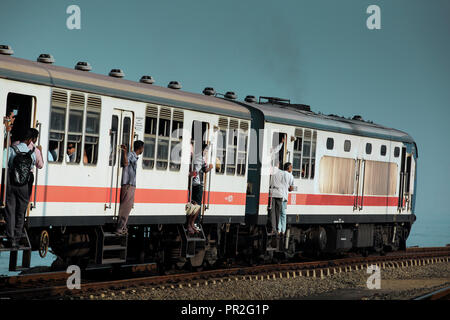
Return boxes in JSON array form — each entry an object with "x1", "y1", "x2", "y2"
[
  {"x1": 278, "y1": 162, "x2": 294, "y2": 236},
  {"x1": 115, "y1": 140, "x2": 144, "y2": 235},
  {"x1": 189, "y1": 142, "x2": 213, "y2": 234},
  {"x1": 4, "y1": 130, "x2": 36, "y2": 248}
]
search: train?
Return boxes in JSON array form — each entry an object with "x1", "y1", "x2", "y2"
[{"x1": 0, "y1": 45, "x2": 418, "y2": 271}]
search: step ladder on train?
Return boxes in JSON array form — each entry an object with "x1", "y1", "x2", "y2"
[
  {"x1": 0, "y1": 229, "x2": 32, "y2": 272},
  {"x1": 178, "y1": 224, "x2": 206, "y2": 258},
  {"x1": 95, "y1": 227, "x2": 128, "y2": 265},
  {"x1": 265, "y1": 226, "x2": 279, "y2": 252}
]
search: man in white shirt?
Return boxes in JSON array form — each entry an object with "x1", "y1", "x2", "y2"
[
  {"x1": 278, "y1": 162, "x2": 294, "y2": 235},
  {"x1": 268, "y1": 166, "x2": 285, "y2": 234}
]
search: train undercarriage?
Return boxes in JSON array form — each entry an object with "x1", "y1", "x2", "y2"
[{"x1": 22, "y1": 220, "x2": 412, "y2": 273}]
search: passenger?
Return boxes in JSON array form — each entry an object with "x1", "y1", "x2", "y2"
[
  {"x1": 278, "y1": 162, "x2": 294, "y2": 236},
  {"x1": 187, "y1": 142, "x2": 213, "y2": 234},
  {"x1": 270, "y1": 135, "x2": 285, "y2": 168},
  {"x1": 268, "y1": 165, "x2": 284, "y2": 234},
  {"x1": 115, "y1": 140, "x2": 144, "y2": 235},
  {"x1": 48, "y1": 141, "x2": 58, "y2": 162},
  {"x1": 12, "y1": 128, "x2": 44, "y2": 199},
  {"x1": 66, "y1": 143, "x2": 76, "y2": 162},
  {"x1": 3, "y1": 129, "x2": 36, "y2": 248}
]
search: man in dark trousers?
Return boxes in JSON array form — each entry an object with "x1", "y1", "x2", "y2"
[
  {"x1": 115, "y1": 140, "x2": 144, "y2": 235},
  {"x1": 4, "y1": 129, "x2": 36, "y2": 248}
]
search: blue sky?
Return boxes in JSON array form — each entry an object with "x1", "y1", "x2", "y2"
[{"x1": 1, "y1": 0, "x2": 449, "y2": 245}]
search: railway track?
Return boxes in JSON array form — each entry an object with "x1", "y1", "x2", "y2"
[
  {"x1": 0, "y1": 247, "x2": 449, "y2": 299},
  {"x1": 413, "y1": 286, "x2": 450, "y2": 300}
]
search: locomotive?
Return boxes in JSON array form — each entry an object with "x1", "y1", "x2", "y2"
[{"x1": 0, "y1": 45, "x2": 417, "y2": 271}]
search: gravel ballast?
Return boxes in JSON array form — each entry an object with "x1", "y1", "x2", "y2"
[{"x1": 70, "y1": 260, "x2": 449, "y2": 300}]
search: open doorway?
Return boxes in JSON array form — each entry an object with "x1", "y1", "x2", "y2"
[
  {"x1": 271, "y1": 131, "x2": 286, "y2": 169},
  {"x1": 188, "y1": 121, "x2": 210, "y2": 202},
  {"x1": 1, "y1": 93, "x2": 35, "y2": 207}
]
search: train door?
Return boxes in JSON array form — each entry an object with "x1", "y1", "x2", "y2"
[
  {"x1": 397, "y1": 147, "x2": 412, "y2": 212},
  {"x1": 105, "y1": 109, "x2": 134, "y2": 216},
  {"x1": 353, "y1": 158, "x2": 366, "y2": 211},
  {"x1": 189, "y1": 120, "x2": 210, "y2": 215},
  {"x1": 1, "y1": 93, "x2": 37, "y2": 209}
]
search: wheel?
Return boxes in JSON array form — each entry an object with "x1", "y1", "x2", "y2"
[{"x1": 39, "y1": 230, "x2": 49, "y2": 258}]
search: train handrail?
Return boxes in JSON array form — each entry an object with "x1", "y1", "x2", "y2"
[
  {"x1": 105, "y1": 129, "x2": 117, "y2": 210},
  {"x1": 1, "y1": 130, "x2": 11, "y2": 208},
  {"x1": 32, "y1": 121, "x2": 41, "y2": 209}
]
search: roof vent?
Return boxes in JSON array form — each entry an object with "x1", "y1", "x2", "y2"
[
  {"x1": 352, "y1": 115, "x2": 363, "y2": 121},
  {"x1": 0, "y1": 45, "x2": 13, "y2": 55},
  {"x1": 225, "y1": 91, "x2": 237, "y2": 99},
  {"x1": 109, "y1": 69, "x2": 124, "y2": 78},
  {"x1": 140, "y1": 75, "x2": 155, "y2": 84},
  {"x1": 203, "y1": 87, "x2": 216, "y2": 96},
  {"x1": 37, "y1": 54, "x2": 55, "y2": 64},
  {"x1": 75, "y1": 61, "x2": 92, "y2": 71},
  {"x1": 168, "y1": 81, "x2": 182, "y2": 89},
  {"x1": 245, "y1": 95, "x2": 257, "y2": 103}
]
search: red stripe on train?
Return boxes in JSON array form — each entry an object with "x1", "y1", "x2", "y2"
[
  {"x1": 25, "y1": 186, "x2": 397, "y2": 206},
  {"x1": 28, "y1": 186, "x2": 247, "y2": 205},
  {"x1": 259, "y1": 193, "x2": 398, "y2": 206}
]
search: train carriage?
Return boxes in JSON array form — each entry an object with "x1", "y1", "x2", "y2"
[{"x1": 0, "y1": 47, "x2": 418, "y2": 271}]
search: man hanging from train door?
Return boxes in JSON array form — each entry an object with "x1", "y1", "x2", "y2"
[
  {"x1": 115, "y1": 140, "x2": 144, "y2": 235},
  {"x1": 278, "y1": 162, "x2": 294, "y2": 236},
  {"x1": 3, "y1": 129, "x2": 36, "y2": 248},
  {"x1": 187, "y1": 142, "x2": 213, "y2": 234},
  {"x1": 267, "y1": 134, "x2": 286, "y2": 234}
]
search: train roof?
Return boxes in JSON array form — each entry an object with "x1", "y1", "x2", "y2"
[
  {"x1": 235, "y1": 100, "x2": 416, "y2": 144},
  {"x1": 0, "y1": 55, "x2": 415, "y2": 145},
  {"x1": 0, "y1": 55, "x2": 251, "y2": 120}
]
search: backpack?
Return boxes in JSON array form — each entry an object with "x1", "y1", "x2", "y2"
[{"x1": 10, "y1": 145, "x2": 34, "y2": 186}]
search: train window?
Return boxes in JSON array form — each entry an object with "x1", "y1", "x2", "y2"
[
  {"x1": 48, "y1": 90, "x2": 68, "y2": 163},
  {"x1": 380, "y1": 145, "x2": 387, "y2": 156},
  {"x1": 156, "y1": 107, "x2": 171, "y2": 170},
  {"x1": 226, "y1": 119, "x2": 239, "y2": 175},
  {"x1": 109, "y1": 115, "x2": 119, "y2": 166},
  {"x1": 326, "y1": 137, "x2": 334, "y2": 150},
  {"x1": 169, "y1": 110, "x2": 183, "y2": 171},
  {"x1": 394, "y1": 146, "x2": 400, "y2": 157},
  {"x1": 366, "y1": 143, "x2": 372, "y2": 154},
  {"x1": 66, "y1": 93, "x2": 85, "y2": 164},
  {"x1": 216, "y1": 118, "x2": 228, "y2": 174},
  {"x1": 236, "y1": 121, "x2": 249, "y2": 176},
  {"x1": 344, "y1": 140, "x2": 351, "y2": 152},
  {"x1": 143, "y1": 105, "x2": 158, "y2": 169},
  {"x1": 319, "y1": 156, "x2": 355, "y2": 194},
  {"x1": 292, "y1": 129, "x2": 303, "y2": 178},
  {"x1": 83, "y1": 96, "x2": 101, "y2": 165},
  {"x1": 301, "y1": 130, "x2": 312, "y2": 178}
]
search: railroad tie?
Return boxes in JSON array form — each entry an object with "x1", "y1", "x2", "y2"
[
  {"x1": 320, "y1": 269, "x2": 324, "y2": 279},
  {"x1": 312, "y1": 270, "x2": 316, "y2": 278},
  {"x1": 286, "y1": 272, "x2": 290, "y2": 279},
  {"x1": 279, "y1": 272, "x2": 283, "y2": 279},
  {"x1": 327, "y1": 268, "x2": 331, "y2": 277}
]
